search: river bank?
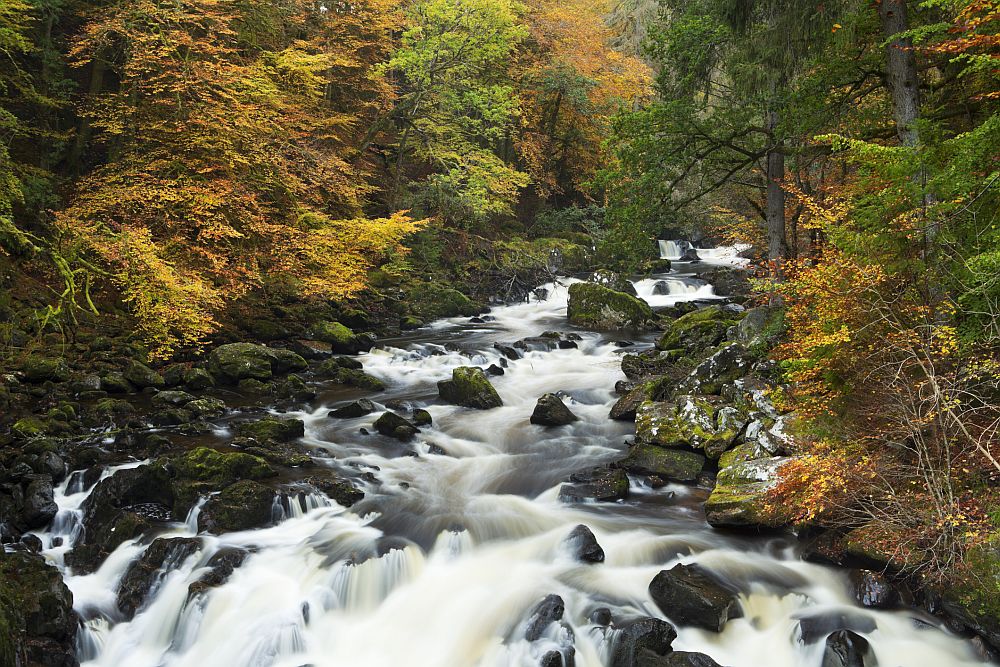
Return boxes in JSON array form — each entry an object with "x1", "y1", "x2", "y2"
[{"x1": 0, "y1": 253, "x2": 996, "y2": 666}]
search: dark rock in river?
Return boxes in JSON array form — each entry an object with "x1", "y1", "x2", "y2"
[
  {"x1": 559, "y1": 467, "x2": 629, "y2": 503},
  {"x1": 374, "y1": 411, "x2": 419, "y2": 441},
  {"x1": 494, "y1": 342, "x2": 523, "y2": 360},
  {"x1": 530, "y1": 393, "x2": 579, "y2": 427},
  {"x1": 798, "y1": 611, "x2": 877, "y2": 644},
  {"x1": 822, "y1": 630, "x2": 878, "y2": 667},
  {"x1": 329, "y1": 399, "x2": 376, "y2": 419},
  {"x1": 524, "y1": 594, "x2": 565, "y2": 641},
  {"x1": 21, "y1": 474, "x2": 58, "y2": 530},
  {"x1": 124, "y1": 360, "x2": 166, "y2": 389},
  {"x1": 638, "y1": 651, "x2": 723, "y2": 667},
  {"x1": 609, "y1": 617, "x2": 676, "y2": 667},
  {"x1": 485, "y1": 364, "x2": 505, "y2": 376},
  {"x1": 618, "y1": 443, "x2": 706, "y2": 483},
  {"x1": 118, "y1": 537, "x2": 201, "y2": 619},
  {"x1": 412, "y1": 409, "x2": 433, "y2": 426},
  {"x1": 188, "y1": 547, "x2": 250, "y2": 597},
  {"x1": 564, "y1": 524, "x2": 604, "y2": 563},
  {"x1": 437, "y1": 367, "x2": 503, "y2": 409},
  {"x1": 236, "y1": 417, "x2": 305, "y2": 443},
  {"x1": 0, "y1": 550, "x2": 78, "y2": 667},
  {"x1": 198, "y1": 480, "x2": 275, "y2": 534},
  {"x1": 649, "y1": 564, "x2": 741, "y2": 632},
  {"x1": 566, "y1": 282, "x2": 653, "y2": 331},
  {"x1": 850, "y1": 570, "x2": 898, "y2": 609}
]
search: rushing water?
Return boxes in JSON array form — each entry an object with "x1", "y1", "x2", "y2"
[{"x1": 32, "y1": 260, "x2": 991, "y2": 667}]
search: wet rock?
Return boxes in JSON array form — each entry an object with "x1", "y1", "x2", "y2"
[
  {"x1": 704, "y1": 456, "x2": 791, "y2": 529},
  {"x1": 567, "y1": 282, "x2": 654, "y2": 331},
  {"x1": 635, "y1": 397, "x2": 744, "y2": 459},
  {"x1": 656, "y1": 306, "x2": 735, "y2": 354},
  {"x1": 494, "y1": 342, "x2": 523, "y2": 360},
  {"x1": 703, "y1": 267, "x2": 752, "y2": 298},
  {"x1": 540, "y1": 650, "x2": 574, "y2": 667},
  {"x1": 329, "y1": 399, "x2": 376, "y2": 419},
  {"x1": 485, "y1": 364, "x2": 505, "y2": 376},
  {"x1": 412, "y1": 409, "x2": 433, "y2": 426},
  {"x1": 188, "y1": 547, "x2": 250, "y2": 596},
  {"x1": 401, "y1": 316, "x2": 424, "y2": 330},
  {"x1": 609, "y1": 617, "x2": 676, "y2": 667},
  {"x1": 182, "y1": 367, "x2": 216, "y2": 390},
  {"x1": 621, "y1": 352, "x2": 676, "y2": 381},
  {"x1": 649, "y1": 564, "x2": 741, "y2": 632},
  {"x1": 531, "y1": 394, "x2": 579, "y2": 427},
  {"x1": 589, "y1": 269, "x2": 638, "y2": 296},
  {"x1": 407, "y1": 282, "x2": 480, "y2": 319},
  {"x1": 677, "y1": 345, "x2": 752, "y2": 396},
  {"x1": 797, "y1": 611, "x2": 877, "y2": 644},
  {"x1": 524, "y1": 594, "x2": 565, "y2": 641},
  {"x1": 236, "y1": 417, "x2": 305, "y2": 443},
  {"x1": 638, "y1": 651, "x2": 723, "y2": 667},
  {"x1": 559, "y1": 467, "x2": 629, "y2": 503},
  {"x1": 20, "y1": 356, "x2": 71, "y2": 383},
  {"x1": 21, "y1": 474, "x2": 57, "y2": 530},
  {"x1": 207, "y1": 343, "x2": 307, "y2": 385},
  {"x1": 590, "y1": 608, "x2": 612, "y2": 625},
  {"x1": 186, "y1": 397, "x2": 226, "y2": 419},
  {"x1": 124, "y1": 361, "x2": 165, "y2": 389},
  {"x1": 374, "y1": 411, "x2": 419, "y2": 441},
  {"x1": 302, "y1": 475, "x2": 364, "y2": 507},
  {"x1": 0, "y1": 550, "x2": 78, "y2": 667},
  {"x1": 679, "y1": 248, "x2": 701, "y2": 261},
  {"x1": 821, "y1": 630, "x2": 878, "y2": 667},
  {"x1": 850, "y1": 570, "x2": 898, "y2": 609},
  {"x1": 564, "y1": 524, "x2": 604, "y2": 563},
  {"x1": 117, "y1": 537, "x2": 201, "y2": 619},
  {"x1": 618, "y1": 443, "x2": 705, "y2": 483},
  {"x1": 308, "y1": 321, "x2": 375, "y2": 354},
  {"x1": 152, "y1": 390, "x2": 196, "y2": 407},
  {"x1": 100, "y1": 372, "x2": 134, "y2": 393},
  {"x1": 20, "y1": 534, "x2": 43, "y2": 552},
  {"x1": 438, "y1": 367, "x2": 503, "y2": 409},
  {"x1": 198, "y1": 480, "x2": 275, "y2": 534},
  {"x1": 274, "y1": 374, "x2": 317, "y2": 402}
]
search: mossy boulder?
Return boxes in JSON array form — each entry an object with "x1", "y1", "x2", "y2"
[
  {"x1": 559, "y1": 467, "x2": 630, "y2": 503},
  {"x1": 20, "y1": 356, "x2": 70, "y2": 383},
  {"x1": 374, "y1": 411, "x2": 419, "y2": 441},
  {"x1": 307, "y1": 321, "x2": 375, "y2": 354},
  {"x1": 11, "y1": 417, "x2": 48, "y2": 439},
  {"x1": 621, "y1": 351, "x2": 677, "y2": 381},
  {"x1": 182, "y1": 367, "x2": 215, "y2": 390},
  {"x1": 656, "y1": 306, "x2": 737, "y2": 353},
  {"x1": 676, "y1": 344, "x2": 753, "y2": 396},
  {"x1": 100, "y1": 372, "x2": 134, "y2": 393},
  {"x1": 124, "y1": 360, "x2": 165, "y2": 389},
  {"x1": 198, "y1": 480, "x2": 275, "y2": 534},
  {"x1": 589, "y1": 269, "x2": 637, "y2": 296},
  {"x1": 567, "y1": 282, "x2": 654, "y2": 331},
  {"x1": 207, "y1": 343, "x2": 307, "y2": 384},
  {"x1": 635, "y1": 397, "x2": 745, "y2": 459},
  {"x1": 408, "y1": 282, "x2": 480, "y2": 320},
  {"x1": 0, "y1": 551, "x2": 78, "y2": 667},
  {"x1": 236, "y1": 417, "x2": 306, "y2": 442},
  {"x1": 610, "y1": 376, "x2": 677, "y2": 422},
  {"x1": 530, "y1": 393, "x2": 579, "y2": 426},
  {"x1": 437, "y1": 366, "x2": 503, "y2": 409},
  {"x1": 172, "y1": 447, "x2": 275, "y2": 487},
  {"x1": 704, "y1": 456, "x2": 791, "y2": 529},
  {"x1": 618, "y1": 443, "x2": 706, "y2": 482},
  {"x1": 117, "y1": 537, "x2": 201, "y2": 619}
]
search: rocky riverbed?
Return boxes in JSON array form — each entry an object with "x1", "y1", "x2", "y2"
[{"x1": 1, "y1": 258, "x2": 996, "y2": 667}]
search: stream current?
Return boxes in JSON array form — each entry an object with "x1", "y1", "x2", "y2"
[{"x1": 33, "y1": 259, "x2": 991, "y2": 667}]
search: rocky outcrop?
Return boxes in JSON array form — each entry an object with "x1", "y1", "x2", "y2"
[
  {"x1": 0, "y1": 550, "x2": 78, "y2": 667},
  {"x1": 648, "y1": 564, "x2": 741, "y2": 632},
  {"x1": 117, "y1": 537, "x2": 201, "y2": 619},
  {"x1": 704, "y1": 456, "x2": 791, "y2": 529},
  {"x1": 567, "y1": 282, "x2": 654, "y2": 331},
  {"x1": 438, "y1": 367, "x2": 503, "y2": 409},
  {"x1": 530, "y1": 394, "x2": 579, "y2": 427},
  {"x1": 634, "y1": 398, "x2": 745, "y2": 459},
  {"x1": 207, "y1": 343, "x2": 308, "y2": 385}
]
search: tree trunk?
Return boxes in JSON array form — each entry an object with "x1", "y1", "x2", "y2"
[
  {"x1": 878, "y1": 0, "x2": 920, "y2": 146},
  {"x1": 67, "y1": 59, "x2": 106, "y2": 173},
  {"x1": 765, "y1": 111, "x2": 788, "y2": 266}
]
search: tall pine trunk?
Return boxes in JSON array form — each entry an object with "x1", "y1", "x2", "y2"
[
  {"x1": 878, "y1": 0, "x2": 920, "y2": 146},
  {"x1": 765, "y1": 110, "x2": 788, "y2": 265}
]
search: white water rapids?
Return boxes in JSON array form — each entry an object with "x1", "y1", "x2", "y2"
[{"x1": 31, "y1": 268, "x2": 990, "y2": 667}]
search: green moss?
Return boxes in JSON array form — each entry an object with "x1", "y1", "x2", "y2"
[
  {"x1": 12, "y1": 417, "x2": 47, "y2": 438},
  {"x1": 236, "y1": 417, "x2": 305, "y2": 443},
  {"x1": 333, "y1": 368, "x2": 386, "y2": 391},
  {"x1": 437, "y1": 366, "x2": 503, "y2": 409},
  {"x1": 407, "y1": 282, "x2": 480, "y2": 319},
  {"x1": 310, "y1": 321, "x2": 354, "y2": 345},
  {"x1": 656, "y1": 306, "x2": 736, "y2": 353},
  {"x1": 173, "y1": 447, "x2": 275, "y2": 485},
  {"x1": 20, "y1": 356, "x2": 70, "y2": 383},
  {"x1": 619, "y1": 443, "x2": 706, "y2": 482},
  {"x1": 199, "y1": 480, "x2": 275, "y2": 533},
  {"x1": 634, "y1": 398, "x2": 742, "y2": 459},
  {"x1": 566, "y1": 282, "x2": 653, "y2": 330}
]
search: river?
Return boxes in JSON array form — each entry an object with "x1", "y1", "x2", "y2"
[{"x1": 33, "y1": 260, "x2": 990, "y2": 667}]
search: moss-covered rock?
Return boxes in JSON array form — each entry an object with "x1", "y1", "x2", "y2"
[
  {"x1": 676, "y1": 344, "x2": 753, "y2": 396},
  {"x1": 182, "y1": 367, "x2": 215, "y2": 390},
  {"x1": 20, "y1": 356, "x2": 70, "y2": 383},
  {"x1": 704, "y1": 456, "x2": 791, "y2": 529},
  {"x1": 589, "y1": 269, "x2": 637, "y2": 296},
  {"x1": 100, "y1": 371, "x2": 134, "y2": 393},
  {"x1": 635, "y1": 397, "x2": 744, "y2": 459},
  {"x1": 236, "y1": 417, "x2": 305, "y2": 443},
  {"x1": 0, "y1": 551, "x2": 78, "y2": 667},
  {"x1": 610, "y1": 376, "x2": 679, "y2": 422},
  {"x1": 172, "y1": 447, "x2": 276, "y2": 486},
  {"x1": 567, "y1": 282, "x2": 654, "y2": 331},
  {"x1": 559, "y1": 467, "x2": 630, "y2": 503},
  {"x1": 656, "y1": 306, "x2": 736, "y2": 353},
  {"x1": 207, "y1": 343, "x2": 308, "y2": 384},
  {"x1": 308, "y1": 321, "x2": 375, "y2": 354},
  {"x1": 437, "y1": 366, "x2": 503, "y2": 409},
  {"x1": 408, "y1": 282, "x2": 481, "y2": 320},
  {"x1": 374, "y1": 411, "x2": 419, "y2": 441},
  {"x1": 11, "y1": 417, "x2": 48, "y2": 439},
  {"x1": 618, "y1": 443, "x2": 706, "y2": 482},
  {"x1": 621, "y1": 351, "x2": 677, "y2": 381},
  {"x1": 124, "y1": 360, "x2": 165, "y2": 389},
  {"x1": 198, "y1": 480, "x2": 275, "y2": 534}
]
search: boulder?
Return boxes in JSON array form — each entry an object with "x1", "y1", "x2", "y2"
[
  {"x1": 821, "y1": 630, "x2": 877, "y2": 667},
  {"x1": 656, "y1": 306, "x2": 735, "y2": 354},
  {"x1": 703, "y1": 267, "x2": 752, "y2": 298},
  {"x1": 798, "y1": 611, "x2": 877, "y2": 644},
  {"x1": 207, "y1": 343, "x2": 307, "y2": 384},
  {"x1": 609, "y1": 617, "x2": 677, "y2": 667},
  {"x1": 76, "y1": 463, "x2": 175, "y2": 552},
  {"x1": 151, "y1": 390, "x2": 196, "y2": 407},
  {"x1": 849, "y1": 570, "x2": 898, "y2": 609},
  {"x1": 638, "y1": 651, "x2": 723, "y2": 667},
  {"x1": 618, "y1": 443, "x2": 705, "y2": 483},
  {"x1": 117, "y1": 537, "x2": 201, "y2": 619},
  {"x1": 589, "y1": 269, "x2": 638, "y2": 296},
  {"x1": 182, "y1": 367, "x2": 215, "y2": 390},
  {"x1": 329, "y1": 399, "x2": 376, "y2": 419},
  {"x1": 198, "y1": 480, "x2": 275, "y2": 534},
  {"x1": 524, "y1": 594, "x2": 565, "y2": 641},
  {"x1": 704, "y1": 456, "x2": 791, "y2": 529},
  {"x1": 676, "y1": 345, "x2": 752, "y2": 396},
  {"x1": 564, "y1": 524, "x2": 604, "y2": 563},
  {"x1": 437, "y1": 367, "x2": 503, "y2": 409},
  {"x1": 530, "y1": 394, "x2": 579, "y2": 427},
  {"x1": 412, "y1": 409, "x2": 433, "y2": 426},
  {"x1": 634, "y1": 398, "x2": 743, "y2": 459},
  {"x1": 20, "y1": 475, "x2": 57, "y2": 530},
  {"x1": 188, "y1": 547, "x2": 249, "y2": 597},
  {"x1": 679, "y1": 248, "x2": 701, "y2": 262},
  {"x1": 567, "y1": 282, "x2": 654, "y2": 331},
  {"x1": 373, "y1": 411, "x2": 419, "y2": 441},
  {"x1": 0, "y1": 550, "x2": 78, "y2": 667},
  {"x1": 124, "y1": 361, "x2": 165, "y2": 389},
  {"x1": 236, "y1": 417, "x2": 305, "y2": 443},
  {"x1": 559, "y1": 467, "x2": 629, "y2": 503},
  {"x1": 649, "y1": 564, "x2": 741, "y2": 632},
  {"x1": 307, "y1": 321, "x2": 375, "y2": 354},
  {"x1": 407, "y1": 282, "x2": 480, "y2": 319},
  {"x1": 20, "y1": 357, "x2": 70, "y2": 383},
  {"x1": 621, "y1": 352, "x2": 676, "y2": 381}
]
